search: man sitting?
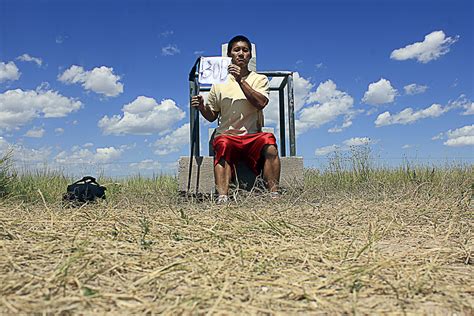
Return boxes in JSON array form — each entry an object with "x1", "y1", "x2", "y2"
[{"x1": 191, "y1": 35, "x2": 281, "y2": 203}]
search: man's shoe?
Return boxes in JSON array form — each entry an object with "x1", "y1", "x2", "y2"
[
  {"x1": 217, "y1": 195, "x2": 229, "y2": 204},
  {"x1": 270, "y1": 191, "x2": 281, "y2": 199}
]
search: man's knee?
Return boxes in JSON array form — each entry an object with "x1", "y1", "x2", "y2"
[
  {"x1": 216, "y1": 157, "x2": 227, "y2": 167},
  {"x1": 263, "y1": 144, "x2": 279, "y2": 160}
]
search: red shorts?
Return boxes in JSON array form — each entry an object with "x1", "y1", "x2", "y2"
[{"x1": 212, "y1": 132, "x2": 277, "y2": 175}]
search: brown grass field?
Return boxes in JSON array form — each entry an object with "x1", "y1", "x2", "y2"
[{"x1": 0, "y1": 161, "x2": 473, "y2": 314}]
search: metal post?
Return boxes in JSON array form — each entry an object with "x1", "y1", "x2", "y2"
[
  {"x1": 187, "y1": 58, "x2": 201, "y2": 194},
  {"x1": 278, "y1": 77, "x2": 287, "y2": 157},
  {"x1": 287, "y1": 73, "x2": 296, "y2": 156},
  {"x1": 189, "y1": 60, "x2": 200, "y2": 157}
]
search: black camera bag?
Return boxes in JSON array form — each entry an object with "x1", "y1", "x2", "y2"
[{"x1": 64, "y1": 176, "x2": 106, "y2": 203}]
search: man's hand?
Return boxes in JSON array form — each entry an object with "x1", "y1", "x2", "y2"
[
  {"x1": 191, "y1": 95, "x2": 204, "y2": 110},
  {"x1": 228, "y1": 64, "x2": 242, "y2": 82},
  {"x1": 191, "y1": 95, "x2": 218, "y2": 122}
]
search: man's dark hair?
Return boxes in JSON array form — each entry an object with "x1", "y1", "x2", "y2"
[{"x1": 227, "y1": 35, "x2": 252, "y2": 56}]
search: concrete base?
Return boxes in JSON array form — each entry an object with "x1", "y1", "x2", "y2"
[{"x1": 178, "y1": 156, "x2": 304, "y2": 194}]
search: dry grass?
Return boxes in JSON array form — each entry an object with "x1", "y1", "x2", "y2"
[{"x1": 0, "y1": 176, "x2": 472, "y2": 315}]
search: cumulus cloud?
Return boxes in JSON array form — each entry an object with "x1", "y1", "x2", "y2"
[
  {"x1": 0, "y1": 61, "x2": 21, "y2": 83},
  {"x1": 58, "y1": 65, "x2": 124, "y2": 97},
  {"x1": 442, "y1": 125, "x2": 474, "y2": 147},
  {"x1": 404, "y1": 83, "x2": 428, "y2": 95},
  {"x1": 25, "y1": 127, "x2": 45, "y2": 138},
  {"x1": 262, "y1": 74, "x2": 356, "y2": 136},
  {"x1": 264, "y1": 72, "x2": 314, "y2": 126},
  {"x1": 16, "y1": 54, "x2": 43, "y2": 67},
  {"x1": 0, "y1": 137, "x2": 51, "y2": 163},
  {"x1": 0, "y1": 88, "x2": 82, "y2": 131},
  {"x1": 95, "y1": 147, "x2": 122, "y2": 162},
  {"x1": 162, "y1": 44, "x2": 180, "y2": 56},
  {"x1": 297, "y1": 80, "x2": 354, "y2": 135},
  {"x1": 390, "y1": 30, "x2": 459, "y2": 63},
  {"x1": 54, "y1": 146, "x2": 123, "y2": 164},
  {"x1": 98, "y1": 96, "x2": 185, "y2": 135},
  {"x1": 375, "y1": 103, "x2": 447, "y2": 127},
  {"x1": 315, "y1": 137, "x2": 374, "y2": 156},
  {"x1": 153, "y1": 123, "x2": 189, "y2": 155},
  {"x1": 362, "y1": 78, "x2": 398, "y2": 105}
]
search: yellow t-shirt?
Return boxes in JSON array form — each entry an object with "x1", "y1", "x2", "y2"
[{"x1": 207, "y1": 71, "x2": 270, "y2": 136}]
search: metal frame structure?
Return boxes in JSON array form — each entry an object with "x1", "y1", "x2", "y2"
[{"x1": 188, "y1": 59, "x2": 297, "y2": 158}]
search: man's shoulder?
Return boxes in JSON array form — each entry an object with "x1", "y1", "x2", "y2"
[{"x1": 249, "y1": 71, "x2": 268, "y2": 81}]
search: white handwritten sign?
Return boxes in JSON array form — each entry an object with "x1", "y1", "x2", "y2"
[{"x1": 198, "y1": 57, "x2": 231, "y2": 84}]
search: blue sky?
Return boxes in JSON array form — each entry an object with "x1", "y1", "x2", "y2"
[{"x1": 0, "y1": 0, "x2": 472, "y2": 176}]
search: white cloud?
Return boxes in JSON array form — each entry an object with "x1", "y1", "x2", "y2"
[
  {"x1": 54, "y1": 146, "x2": 123, "y2": 164},
  {"x1": 58, "y1": 65, "x2": 124, "y2": 97},
  {"x1": 0, "y1": 137, "x2": 51, "y2": 163},
  {"x1": 25, "y1": 127, "x2": 45, "y2": 138},
  {"x1": 343, "y1": 137, "x2": 371, "y2": 147},
  {"x1": 447, "y1": 95, "x2": 474, "y2": 116},
  {"x1": 54, "y1": 127, "x2": 64, "y2": 135},
  {"x1": 55, "y1": 35, "x2": 68, "y2": 44},
  {"x1": 362, "y1": 78, "x2": 398, "y2": 105},
  {"x1": 159, "y1": 30, "x2": 174, "y2": 38},
  {"x1": 0, "y1": 88, "x2": 82, "y2": 131},
  {"x1": 98, "y1": 96, "x2": 185, "y2": 135},
  {"x1": 297, "y1": 80, "x2": 354, "y2": 135},
  {"x1": 129, "y1": 159, "x2": 162, "y2": 170},
  {"x1": 16, "y1": 54, "x2": 43, "y2": 67},
  {"x1": 262, "y1": 74, "x2": 355, "y2": 136},
  {"x1": 153, "y1": 123, "x2": 189, "y2": 155},
  {"x1": 0, "y1": 61, "x2": 21, "y2": 83},
  {"x1": 264, "y1": 72, "x2": 314, "y2": 125},
  {"x1": 443, "y1": 125, "x2": 474, "y2": 147},
  {"x1": 95, "y1": 147, "x2": 122, "y2": 162},
  {"x1": 402, "y1": 144, "x2": 413, "y2": 149},
  {"x1": 462, "y1": 102, "x2": 474, "y2": 115},
  {"x1": 375, "y1": 103, "x2": 447, "y2": 127},
  {"x1": 328, "y1": 120, "x2": 353, "y2": 133},
  {"x1": 315, "y1": 144, "x2": 339, "y2": 156},
  {"x1": 315, "y1": 137, "x2": 374, "y2": 156},
  {"x1": 390, "y1": 30, "x2": 459, "y2": 63},
  {"x1": 162, "y1": 44, "x2": 180, "y2": 56},
  {"x1": 404, "y1": 83, "x2": 428, "y2": 95}
]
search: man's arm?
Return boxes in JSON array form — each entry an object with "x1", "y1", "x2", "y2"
[
  {"x1": 191, "y1": 95, "x2": 218, "y2": 122},
  {"x1": 228, "y1": 64, "x2": 268, "y2": 110},
  {"x1": 238, "y1": 80, "x2": 269, "y2": 110}
]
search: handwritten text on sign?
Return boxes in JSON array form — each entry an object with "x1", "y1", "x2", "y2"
[{"x1": 198, "y1": 57, "x2": 231, "y2": 84}]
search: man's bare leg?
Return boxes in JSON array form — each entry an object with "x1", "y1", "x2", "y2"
[
  {"x1": 214, "y1": 158, "x2": 232, "y2": 196},
  {"x1": 262, "y1": 145, "x2": 280, "y2": 192}
]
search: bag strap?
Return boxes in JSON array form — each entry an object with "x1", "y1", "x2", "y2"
[{"x1": 72, "y1": 176, "x2": 97, "y2": 185}]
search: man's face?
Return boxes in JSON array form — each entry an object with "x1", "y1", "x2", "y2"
[{"x1": 228, "y1": 41, "x2": 251, "y2": 68}]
